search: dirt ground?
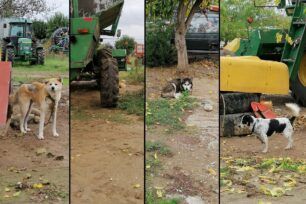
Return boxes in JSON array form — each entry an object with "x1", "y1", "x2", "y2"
[
  {"x1": 146, "y1": 60, "x2": 219, "y2": 203},
  {"x1": 0, "y1": 87, "x2": 69, "y2": 204},
  {"x1": 221, "y1": 95, "x2": 306, "y2": 203},
  {"x1": 71, "y1": 85, "x2": 144, "y2": 203}
]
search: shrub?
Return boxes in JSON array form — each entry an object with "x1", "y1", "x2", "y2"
[
  {"x1": 32, "y1": 20, "x2": 47, "y2": 40},
  {"x1": 146, "y1": 20, "x2": 177, "y2": 67}
]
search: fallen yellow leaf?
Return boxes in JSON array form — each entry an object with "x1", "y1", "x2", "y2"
[
  {"x1": 133, "y1": 184, "x2": 141, "y2": 188},
  {"x1": 33, "y1": 183, "x2": 44, "y2": 189},
  {"x1": 208, "y1": 168, "x2": 217, "y2": 176},
  {"x1": 154, "y1": 152, "x2": 158, "y2": 160}
]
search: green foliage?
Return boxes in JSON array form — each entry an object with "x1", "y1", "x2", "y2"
[
  {"x1": 146, "y1": 21, "x2": 177, "y2": 67},
  {"x1": 32, "y1": 20, "x2": 47, "y2": 40},
  {"x1": 46, "y1": 12, "x2": 69, "y2": 37},
  {"x1": 115, "y1": 35, "x2": 137, "y2": 55},
  {"x1": 121, "y1": 66, "x2": 144, "y2": 84},
  {"x1": 146, "y1": 0, "x2": 178, "y2": 21},
  {"x1": 146, "y1": 190, "x2": 180, "y2": 204},
  {"x1": 12, "y1": 54, "x2": 69, "y2": 85},
  {"x1": 146, "y1": 92, "x2": 198, "y2": 130},
  {"x1": 221, "y1": 0, "x2": 290, "y2": 42},
  {"x1": 146, "y1": 141, "x2": 172, "y2": 156},
  {"x1": 118, "y1": 89, "x2": 144, "y2": 116}
]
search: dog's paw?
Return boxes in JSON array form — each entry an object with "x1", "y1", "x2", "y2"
[
  {"x1": 262, "y1": 149, "x2": 268, "y2": 153},
  {"x1": 285, "y1": 146, "x2": 292, "y2": 150},
  {"x1": 26, "y1": 128, "x2": 31, "y2": 131},
  {"x1": 37, "y1": 135, "x2": 44, "y2": 140},
  {"x1": 53, "y1": 132, "x2": 59, "y2": 137}
]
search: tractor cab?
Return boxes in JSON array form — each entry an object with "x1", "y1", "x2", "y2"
[
  {"x1": 8, "y1": 21, "x2": 33, "y2": 57},
  {"x1": 2, "y1": 18, "x2": 33, "y2": 50}
]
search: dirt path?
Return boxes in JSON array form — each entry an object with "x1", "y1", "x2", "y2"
[
  {"x1": 0, "y1": 88, "x2": 69, "y2": 204},
  {"x1": 71, "y1": 88, "x2": 144, "y2": 204},
  {"x1": 221, "y1": 95, "x2": 306, "y2": 203},
  {"x1": 146, "y1": 62, "x2": 219, "y2": 203}
]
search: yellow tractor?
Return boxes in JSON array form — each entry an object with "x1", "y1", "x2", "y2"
[{"x1": 220, "y1": 0, "x2": 306, "y2": 136}]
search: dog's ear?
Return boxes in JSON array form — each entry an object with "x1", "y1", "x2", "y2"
[
  {"x1": 44, "y1": 80, "x2": 49, "y2": 85},
  {"x1": 57, "y1": 77, "x2": 63, "y2": 84}
]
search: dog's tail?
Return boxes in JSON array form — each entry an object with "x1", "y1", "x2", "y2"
[{"x1": 285, "y1": 103, "x2": 300, "y2": 124}]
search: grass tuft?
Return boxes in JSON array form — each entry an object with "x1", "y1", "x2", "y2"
[
  {"x1": 146, "y1": 190, "x2": 180, "y2": 204},
  {"x1": 146, "y1": 92, "x2": 198, "y2": 131},
  {"x1": 146, "y1": 141, "x2": 172, "y2": 156},
  {"x1": 118, "y1": 89, "x2": 144, "y2": 116}
]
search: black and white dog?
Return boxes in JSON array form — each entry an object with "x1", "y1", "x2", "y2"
[
  {"x1": 161, "y1": 78, "x2": 193, "y2": 99},
  {"x1": 238, "y1": 103, "x2": 300, "y2": 153}
]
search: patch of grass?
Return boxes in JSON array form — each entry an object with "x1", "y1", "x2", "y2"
[
  {"x1": 118, "y1": 89, "x2": 144, "y2": 116},
  {"x1": 146, "y1": 92, "x2": 198, "y2": 131},
  {"x1": 146, "y1": 190, "x2": 180, "y2": 204},
  {"x1": 71, "y1": 107, "x2": 129, "y2": 124},
  {"x1": 146, "y1": 156, "x2": 161, "y2": 174},
  {"x1": 12, "y1": 76, "x2": 69, "y2": 86},
  {"x1": 120, "y1": 66, "x2": 144, "y2": 84},
  {"x1": 13, "y1": 54, "x2": 68, "y2": 73},
  {"x1": 146, "y1": 141, "x2": 172, "y2": 156},
  {"x1": 11, "y1": 54, "x2": 69, "y2": 85},
  {"x1": 220, "y1": 167, "x2": 230, "y2": 179},
  {"x1": 71, "y1": 108, "x2": 91, "y2": 121}
]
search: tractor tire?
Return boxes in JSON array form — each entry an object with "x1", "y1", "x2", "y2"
[
  {"x1": 98, "y1": 48, "x2": 119, "y2": 107},
  {"x1": 37, "y1": 49, "x2": 45, "y2": 65},
  {"x1": 220, "y1": 92, "x2": 261, "y2": 114},
  {"x1": 1, "y1": 42, "x2": 6, "y2": 61},
  {"x1": 291, "y1": 54, "x2": 306, "y2": 107},
  {"x1": 7, "y1": 48, "x2": 14, "y2": 64},
  {"x1": 291, "y1": 76, "x2": 306, "y2": 107},
  {"x1": 220, "y1": 113, "x2": 253, "y2": 137}
]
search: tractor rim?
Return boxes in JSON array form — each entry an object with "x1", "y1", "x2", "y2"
[{"x1": 299, "y1": 53, "x2": 306, "y2": 86}]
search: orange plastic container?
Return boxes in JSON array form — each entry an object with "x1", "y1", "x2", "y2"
[{"x1": 0, "y1": 62, "x2": 11, "y2": 126}]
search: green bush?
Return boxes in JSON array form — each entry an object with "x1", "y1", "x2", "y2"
[
  {"x1": 46, "y1": 12, "x2": 68, "y2": 37},
  {"x1": 146, "y1": 20, "x2": 177, "y2": 67},
  {"x1": 32, "y1": 20, "x2": 47, "y2": 40}
]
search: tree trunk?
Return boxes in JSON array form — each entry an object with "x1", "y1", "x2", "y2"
[{"x1": 175, "y1": 28, "x2": 188, "y2": 71}]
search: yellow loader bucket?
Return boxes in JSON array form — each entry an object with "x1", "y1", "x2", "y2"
[{"x1": 220, "y1": 56, "x2": 289, "y2": 94}]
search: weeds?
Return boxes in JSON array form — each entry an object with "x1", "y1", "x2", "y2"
[
  {"x1": 120, "y1": 66, "x2": 144, "y2": 85},
  {"x1": 12, "y1": 54, "x2": 69, "y2": 85},
  {"x1": 146, "y1": 92, "x2": 198, "y2": 131},
  {"x1": 146, "y1": 189, "x2": 180, "y2": 204},
  {"x1": 146, "y1": 141, "x2": 172, "y2": 156},
  {"x1": 118, "y1": 89, "x2": 144, "y2": 116},
  {"x1": 71, "y1": 107, "x2": 128, "y2": 124}
]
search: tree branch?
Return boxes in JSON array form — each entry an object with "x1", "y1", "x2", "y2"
[{"x1": 185, "y1": 0, "x2": 203, "y2": 29}]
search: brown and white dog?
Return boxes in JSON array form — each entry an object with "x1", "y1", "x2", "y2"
[{"x1": 10, "y1": 78, "x2": 62, "y2": 139}]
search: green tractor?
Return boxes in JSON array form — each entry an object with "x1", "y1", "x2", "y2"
[
  {"x1": 0, "y1": 18, "x2": 45, "y2": 65},
  {"x1": 70, "y1": 0, "x2": 124, "y2": 107}
]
